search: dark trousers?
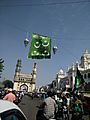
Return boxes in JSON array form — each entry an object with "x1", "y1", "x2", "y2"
[
  {"x1": 71, "y1": 112, "x2": 82, "y2": 120},
  {"x1": 36, "y1": 109, "x2": 48, "y2": 120}
]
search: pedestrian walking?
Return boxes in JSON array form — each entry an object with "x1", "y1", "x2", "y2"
[
  {"x1": 55, "y1": 91, "x2": 63, "y2": 120},
  {"x1": 71, "y1": 94, "x2": 83, "y2": 120},
  {"x1": 3, "y1": 88, "x2": 16, "y2": 103},
  {"x1": 36, "y1": 91, "x2": 56, "y2": 120}
]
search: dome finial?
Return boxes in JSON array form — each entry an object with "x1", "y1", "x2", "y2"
[{"x1": 84, "y1": 49, "x2": 88, "y2": 54}]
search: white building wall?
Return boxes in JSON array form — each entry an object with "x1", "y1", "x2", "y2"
[
  {"x1": 13, "y1": 82, "x2": 18, "y2": 91},
  {"x1": 56, "y1": 50, "x2": 90, "y2": 90},
  {"x1": 31, "y1": 84, "x2": 35, "y2": 91}
]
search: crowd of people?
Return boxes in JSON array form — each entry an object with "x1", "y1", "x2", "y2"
[
  {"x1": 36, "y1": 90, "x2": 90, "y2": 120},
  {"x1": 0, "y1": 88, "x2": 90, "y2": 120},
  {"x1": 0, "y1": 88, "x2": 24, "y2": 104}
]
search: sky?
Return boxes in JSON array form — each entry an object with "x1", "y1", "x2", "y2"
[{"x1": 0, "y1": 0, "x2": 90, "y2": 87}]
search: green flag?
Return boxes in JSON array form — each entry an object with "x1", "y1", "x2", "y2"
[
  {"x1": 75, "y1": 68, "x2": 84, "y2": 89},
  {"x1": 28, "y1": 33, "x2": 51, "y2": 59}
]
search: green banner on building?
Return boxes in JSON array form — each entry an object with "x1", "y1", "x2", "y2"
[{"x1": 75, "y1": 68, "x2": 85, "y2": 89}]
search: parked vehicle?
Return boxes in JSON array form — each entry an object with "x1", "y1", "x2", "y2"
[{"x1": 0, "y1": 100, "x2": 27, "y2": 120}]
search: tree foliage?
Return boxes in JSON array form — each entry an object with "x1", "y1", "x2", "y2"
[
  {"x1": 2, "y1": 80, "x2": 13, "y2": 88},
  {"x1": 0, "y1": 58, "x2": 4, "y2": 78}
]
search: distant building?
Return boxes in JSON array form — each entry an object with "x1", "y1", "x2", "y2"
[
  {"x1": 13, "y1": 59, "x2": 37, "y2": 92},
  {"x1": 55, "y1": 49, "x2": 90, "y2": 91}
]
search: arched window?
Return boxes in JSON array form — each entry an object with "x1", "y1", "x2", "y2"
[
  {"x1": 84, "y1": 74, "x2": 87, "y2": 79},
  {"x1": 88, "y1": 73, "x2": 90, "y2": 78}
]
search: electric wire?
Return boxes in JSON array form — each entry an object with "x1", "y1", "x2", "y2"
[
  {"x1": 0, "y1": 0, "x2": 90, "y2": 7},
  {"x1": 0, "y1": 0, "x2": 90, "y2": 61},
  {"x1": 0, "y1": 17, "x2": 90, "y2": 41}
]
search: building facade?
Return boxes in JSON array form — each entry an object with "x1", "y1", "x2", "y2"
[
  {"x1": 13, "y1": 59, "x2": 37, "y2": 92},
  {"x1": 55, "y1": 49, "x2": 90, "y2": 91}
]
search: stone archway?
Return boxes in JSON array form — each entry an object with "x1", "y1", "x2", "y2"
[{"x1": 20, "y1": 84, "x2": 28, "y2": 92}]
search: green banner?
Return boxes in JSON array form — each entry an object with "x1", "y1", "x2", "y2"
[
  {"x1": 28, "y1": 33, "x2": 51, "y2": 59},
  {"x1": 75, "y1": 68, "x2": 85, "y2": 89}
]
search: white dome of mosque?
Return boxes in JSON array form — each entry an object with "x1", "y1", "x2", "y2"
[{"x1": 59, "y1": 69, "x2": 64, "y2": 74}]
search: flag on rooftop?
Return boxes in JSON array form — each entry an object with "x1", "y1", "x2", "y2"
[
  {"x1": 75, "y1": 68, "x2": 85, "y2": 89},
  {"x1": 28, "y1": 33, "x2": 51, "y2": 59}
]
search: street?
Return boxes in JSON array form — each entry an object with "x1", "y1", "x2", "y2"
[
  {"x1": 18, "y1": 95, "x2": 42, "y2": 120},
  {"x1": 18, "y1": 95, "x2": 90, "y2": 120}
]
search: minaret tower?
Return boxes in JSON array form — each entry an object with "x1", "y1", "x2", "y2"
[
  {"x1": 31, "y1": 63, "x2": 37, "y2": 91},
  {"x1": 15, "y1": 59, "x2": 22, "y2": 76},
  {"x1": 13, "y1": 59, "x2": 22, "y2": 90}
]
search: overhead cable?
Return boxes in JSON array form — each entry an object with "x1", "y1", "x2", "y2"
[{"x1": 0, "y1": 0, "x2": 90, "y2": 7}]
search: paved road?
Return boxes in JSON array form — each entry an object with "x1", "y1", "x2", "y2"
[
  {"x1": 18, "y1": 95, "x2": 42, "y2": 120},
  {"x1": 18, "y1": 95, "x2": 90, "y2": 120}
]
